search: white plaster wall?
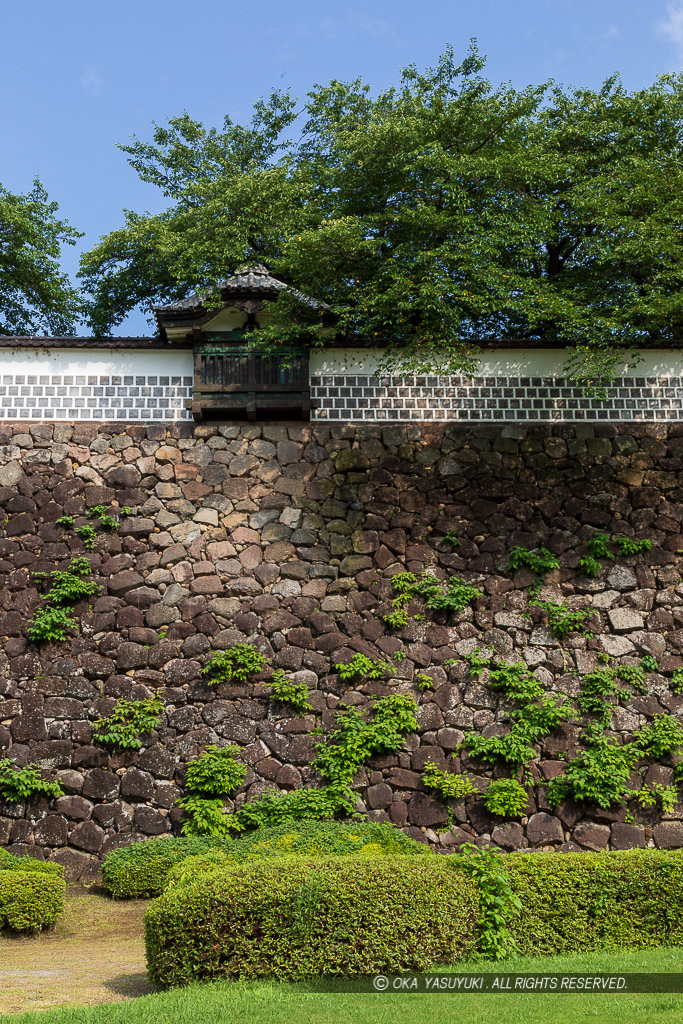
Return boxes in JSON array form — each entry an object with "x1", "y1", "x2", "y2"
[
  {"x1": 310, "y1": 347, "x2": 683, "y2": 378},
  {"x1": 0, "y1": 347, "x2": 194, "y2": 377}
]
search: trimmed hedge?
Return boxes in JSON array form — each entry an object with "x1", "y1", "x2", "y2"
[
  {"x1": 102, "y1": 821, "x2": 429, "y2": 898},
  {"x1": 145, "y1": 855, "x2": 480, "y2": 985},
  {"x1": 0, "y1": 870, "x2": 66, "y2": 932},
  {"x1": 102, "y1": 837, "x2": 234, "y2": 899},
  {"x1": 228, "y1": 820, "x2": 430, "y2": 860},
  {"x1": 0, "y1": 849, "x2": 65, "y2": 877},
  {"x1": 145, "y1": 847, "x2": 683, "y2": 986},
  {"x1": 508, "y1": 849, "x2": 683, "y2": 955}
]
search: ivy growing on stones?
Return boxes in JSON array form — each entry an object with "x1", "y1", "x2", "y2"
[
  {"x1": 383, "y1": 569, "x2": 481, "y2": 629},
  {"x1": 269, "y1": 669, "x2": 313, "y2": 713},
  {"x1": 530, "y1": 599, "x2": 597, "y2": 639},
  {"x1": 453, "y1": 843, "x2": 521, "y2": 960},
  {"x1": 56, "y1": 504, "x2": 131, "y2": 550},
  {"x1": 507, "y1": 545, "x2": 559, "y2": 596},
  {"x1": 201, "y1": 644, "x2": 268, "y2": 685},
  {"x1": 28, "y1": 556, "x2": 100, "y2": 643},
  {"x1": 422, "y1": 762, "x2": 475, "y2": 800},
  {"x1": 178, "y1": 745, "x2": 248, "y2": 837},
  {"x1": 0, "y1": 759, "x2": 64, "y2": 804},
  {"x1": 93, "y1": 697, "x2": 164, "y2": 750},
  {"x1": 481, "y1": 778, "x2": 529, "y2": 819},
  {"x1": 335, "y1": 653, "x2": 387, "y2": 681},
  {"x1": 222, "y1": 695, "x2": 419, "y2": 834}
]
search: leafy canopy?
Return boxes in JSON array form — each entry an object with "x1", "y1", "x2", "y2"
[
  {"x1": 80, "y1": 45, "x2": 683, "y2": 381},
  {"x1": 0, "y1": 179, "x2": 81, "y2": 335}
]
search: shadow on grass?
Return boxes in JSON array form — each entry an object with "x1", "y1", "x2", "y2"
[{"x1": 103, "y1": 971, "x2": 160, "y2": 999}]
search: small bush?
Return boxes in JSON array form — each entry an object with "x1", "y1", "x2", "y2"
[
  {"x1": 145, "y1": 856, "x2": 480, "y2": 985},
  {"x1": 508, "y1": 849, "x2": 683, "y2": 955},
  {"x1": 101, "y1": 837, "x2": 235, "y2": 898},
  {"x1": 0, "y1": 870, "x2": 65, "y2": 932},
  {"x1": 0, "y1": 850, "x2": 64, "y2": 877},
  {"x1": 422, "y1": 762, "x2": 475, "y2": 800},
  {"x1": 93, "y1": 697, "x2": 164, "y2": 750}
]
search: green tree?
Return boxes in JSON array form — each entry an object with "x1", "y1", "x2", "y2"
[
  {"x1": 0, "y1": 180, "x2": 82, "y2": 335},
  {"x1": 80, "y1": 45, "x2": 683, "y2": 382}
]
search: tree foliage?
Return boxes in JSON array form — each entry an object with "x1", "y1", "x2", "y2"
[
  {"x1": 0, "y1": 179, "x2": 81, "y2": 335},
  {"x1": 80, "y1": 44, "x2": 683, "y2": 380}
]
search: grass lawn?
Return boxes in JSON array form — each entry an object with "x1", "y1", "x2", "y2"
[{"x1": 2, "y1": 892, "x2": 683, "y2": 1023}]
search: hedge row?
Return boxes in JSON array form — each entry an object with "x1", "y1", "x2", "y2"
[
  {"x1": 102, "y1": 821, "x2": 428, "y2": 898},
  {"x1": 102, "y1": 836, "x2": 233, "y2": 899},
  {"x1": 0, "y1": 852, "x2": 66, "y2": 932},
  {"x1": 508, "y1": 849, "x2": 683, "y2": 955},
  {"x1": 143, "y1": 847, "x2": 683, "y2": 986},
  {"x1": 145, "y1": 856, "x2": 480, "y2": 985}
]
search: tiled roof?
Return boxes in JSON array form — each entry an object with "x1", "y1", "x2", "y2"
[
  {"x1": 0, "y1": 336, "x2": 189, "y2": 349},
  {"x1": 153, "y1": 264, "x2": 328, "y2": 317}
]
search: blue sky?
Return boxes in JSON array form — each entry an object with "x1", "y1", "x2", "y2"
[{"x1": 3, "y1": 0, "x2": 683, "y2": 335}]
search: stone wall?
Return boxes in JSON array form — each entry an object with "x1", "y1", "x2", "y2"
[{"x1": 2, "y1": 418, "x2": 683, "y2": 878}]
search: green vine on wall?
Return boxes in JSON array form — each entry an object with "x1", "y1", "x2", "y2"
[
  {"x1": 56, "y1": 504, "x2": 131, "y2": 550},
  {"x1": 28, "y1": 556, "x2": 100, "y2": 643},
  {"x1": 383, "y1": 569, "x2": 481, "y2": 629},
  {"x1": 223, "y1": 695, "x2": 419, "y2": 834},
  {"x1": 0, "y1": 759, "x2": 64, "y2": 804},
  {"x1": 454, "y1": 844, "x2": 521, "y2": 960},
  {"x1": 93, "y1": 697, "x2": 164, "y2": 750},
  {"x1": 201, "y1": 645, "x2": 268, "y2": 685},
  {"x1": 177, "y1": 745, "x2": 248, "y2": 837}
]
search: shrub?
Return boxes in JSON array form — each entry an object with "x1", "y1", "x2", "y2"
[
  {"x1": 635, "y1": 714, "x2": 683, "y2": 758},
  {"x1": 335, "y1": 653, "x2": 387, "y2": 681},
  {"x1": 176, "y1": 745, "x2": 248, "y2": 837},
  {"x1": 269, "y1": 669, "x2": 313, "y2": 712},
  {"x1": 165, "y1": 820, "x2": 430, "y2": 888},
  {"x1": 28, "y1": 556, "x2": 100, "y2": 642},
  {"x1": 145, "y1": 855, "x2": 480, "y2": 985},
  {"x1": 422, "y1": 762, "x2": 475, "y2": 800},
  {"x1": 612, "y1": 536, "x2": 653, "y2": 557},
  {"x1": 224, "y1": 787, "x2": 345, "y2": 834},
  {"x1": 0, "y1": 870, "x2": 65, "y2": 932},
  {"x1": 0, "y1": 850, "x2": 64, "y2": 877},
  {"x1": 101, "y1": 836, "x2": 235, "y2": 898},
  {"x1": 531, "y1": 600, "x2": 596, "y2": 640},
  {"x1": 508, "y1": 849, "x2": 683, "y2": 955},
  {"x1": 547, "y1": 735, "x2": 641, "y2": 809}
]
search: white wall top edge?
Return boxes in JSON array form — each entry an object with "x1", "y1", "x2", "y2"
[
  {"x1": 3, "y1": 345, "x2": 683, "y2": 380},
  {"x1": 0, "y1": 348, "x2": 194, "y2": 377},
  {"x1": 310, "y1": 347, "x2": 683, "y2": 378}
]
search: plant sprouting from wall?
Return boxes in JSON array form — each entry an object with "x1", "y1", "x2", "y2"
[
  {"x1": 507, "y1": 546, "x2": 559, "y2": 596},
  {"x1": 0, "y1": 760, "x2": 64, "y2": 804},
  {"x1": 335, "y1": 653, "x2": 387, "y2": 682},
  {"x1": 482, "y1": 778, "x2": 529, "y2": 818},
  {"x1": 201, "y1": 644, "x2": 268, "y2": 685},
  {"x1": 177, "y1": 745, "x2": 248, "y2": 837},
  {"x1": 93, "y1": 697, "x2": 164, "y2": 750},
  {"x1": 422, "y1": 762, "x2": 476, "y2": 800},
  {"x1": 269, "y1": 669, "x2": 313, "y2": 713},
  {"x1": 28, "y1": 556, "x2": 100, "y2": 643}
]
